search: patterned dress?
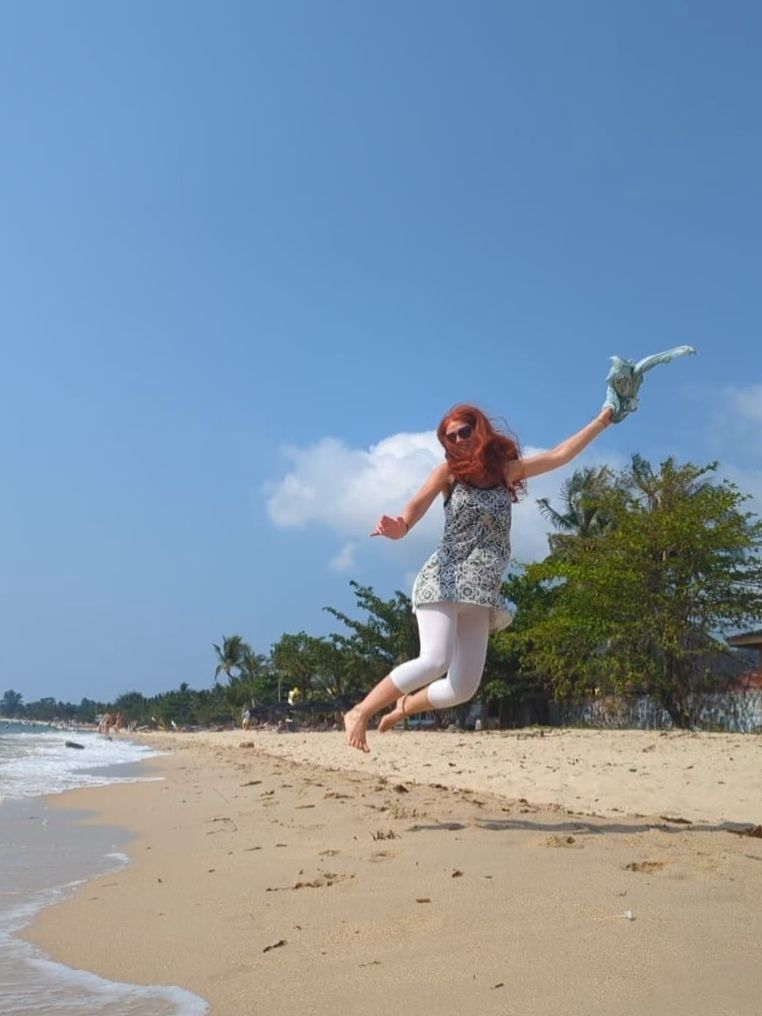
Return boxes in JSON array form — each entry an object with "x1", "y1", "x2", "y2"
[{"x1": 412, "y1": 481, "x2": 514, "y2": 633}]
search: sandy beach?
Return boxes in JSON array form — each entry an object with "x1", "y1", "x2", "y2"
[{"x1": 22, "y1": 728, "x2": 762, "y2": 1016}]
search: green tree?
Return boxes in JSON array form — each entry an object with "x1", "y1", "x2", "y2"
[
  {"x1": 25, "y1": 697, "x2": 58, "y2": 721},
  {"x1": 1, "y1": 689, "x2": 24, "y2": 717},
  {"x1": 112, "y1": 690, "x2": 148, "y2": 725},
  {"x1": 157, "y1": 683, "x2": 195, "y2": 726},
  {"x1": 56, "y1": 700, "x2": 78, "y2": 721},
  {"x1": 78, "y1": 698, "x2": 102, "y2": 724},
  {"x1": 517, "y1": 457, "x2": 762, "y2": 727},
  {"x1": 192, "y1": 685, "x2": 231, "y2": 726},
  {"x1": 481, "y1": 569, "x2": 558, "y2": 709},
  {"x1": 308, "y1": 636, "x2": 368, "y2": 704},
  {"x1": 270, "y1": 632, "x2": 323, "y2": 702},
  {"x1": 324, "y1": 581, "x2": 419, "y2": 693}
]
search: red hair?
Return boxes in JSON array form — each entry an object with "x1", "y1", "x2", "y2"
[{"x1": 437, "y1": 404, "x2": 525, "y2": 501}]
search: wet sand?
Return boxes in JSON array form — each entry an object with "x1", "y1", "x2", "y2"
[{"x1": 22, "y1": 728, "x2": 762, "y2": 1016}]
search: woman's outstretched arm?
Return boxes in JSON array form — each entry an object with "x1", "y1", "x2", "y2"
[
  {"x1": 505, "y1": 408, "x2": 613, "y2": 483},
  {"x1": 370, "y1": 461, "x2": 452, "y2": 539}
]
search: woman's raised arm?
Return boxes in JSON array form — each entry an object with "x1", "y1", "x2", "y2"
[{"x1": 505, "y1": 408, "x2": 612, "y2": 484}]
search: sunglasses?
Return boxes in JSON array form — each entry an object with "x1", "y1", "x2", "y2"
[{"x1": 445, "y1": 424, "x2": 473, "y2": 443}]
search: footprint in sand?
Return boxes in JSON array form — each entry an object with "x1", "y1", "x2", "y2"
[
  {"x1": 267, "y1": 872, "x2": 355, "y2": 891},
  {"x1": 371, "y1": 829, "x2": 398, "y2": 841},
  {"x1": 624, "y1": 860, "x2": 666, "y2": 873}
]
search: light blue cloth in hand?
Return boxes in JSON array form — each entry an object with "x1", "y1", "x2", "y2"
[{"x1": 603, "y1": 345, "x2": 696, "y2": 423}]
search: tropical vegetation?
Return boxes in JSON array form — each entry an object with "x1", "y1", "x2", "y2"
[{"x1": 3, "y1": 457, "x2": 760, "y2": 731}]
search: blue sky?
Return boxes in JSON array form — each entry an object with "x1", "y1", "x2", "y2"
[{"x1": 1, "y1": 1, "x2": 760, "y2": 703}]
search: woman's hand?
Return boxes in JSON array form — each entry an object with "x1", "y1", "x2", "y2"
[{"x1": 370, "y1": 514, "x2": 409, "y2": 539}]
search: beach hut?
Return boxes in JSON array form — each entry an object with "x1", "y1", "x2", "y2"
[{"x1": 727, "y1": 629, "x2": 762, "y2": 689}]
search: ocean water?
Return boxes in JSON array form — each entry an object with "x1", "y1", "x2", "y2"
[{"x1": 0, "y1": 722, "x2": 209, "y2": 1015}]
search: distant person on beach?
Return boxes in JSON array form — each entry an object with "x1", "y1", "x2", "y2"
[{"x1": 344, "y1": 402, "x2": 613, "y2": 752}]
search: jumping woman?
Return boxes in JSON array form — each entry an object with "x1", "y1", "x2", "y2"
[{"x1": 343, "y1": 402, "x2": 613, "y2": 752}]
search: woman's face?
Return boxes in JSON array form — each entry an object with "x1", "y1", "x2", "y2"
[{"x1": 443, "y1": 419, "x2": 474, "y2": 448}]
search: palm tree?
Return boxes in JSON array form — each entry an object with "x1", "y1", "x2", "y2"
[
  {"x1": 239, "y1": 648, "x2": 267, "y2": 683},
  {"x1": 238, "y1": 647, "x2": 274, "y2": 703},
  {"x1": 537, "y1": 465, "x2": 616, "y2": 539},
  {"x1": 625, "y1": 454, "x2": 713, "y2": 511},
  {"x1": 213, "y1": 635, "x2": 249, "y2": 683}
]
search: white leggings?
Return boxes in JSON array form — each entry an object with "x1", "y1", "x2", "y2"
[{"x1": 389, "y1": 602, "x2": 491, "y2": 709}]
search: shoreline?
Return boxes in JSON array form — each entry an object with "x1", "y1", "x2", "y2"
[
  {"x1": 21, "y1": 728, "x2": 762, "y2": 1016},
  {"x1": 0, "y1": 781, "x2": 206, "y2": 1016}
]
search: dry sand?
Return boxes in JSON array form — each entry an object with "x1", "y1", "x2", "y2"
[{"x1": 22, "y1": 728, "x2": 762, "y2": 1016}]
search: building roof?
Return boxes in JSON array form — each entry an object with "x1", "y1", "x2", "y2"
[{"x1": 727, "y1": 628, "x2": 762, "y2": 648}]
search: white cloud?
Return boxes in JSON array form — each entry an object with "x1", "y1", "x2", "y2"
[
  {"x1": 265, "y1": 430, "x2": 629, "y2": 575},
  {"x1": 329, "y1": 542, "x2": 357, "y2": 573},
  {"x1": 265, "y1": 433, "x2": 441, "y2": 533},
  {"x1": 709, "y1": 384, "x2": 762, "y2": 464},
  {"x1": 730, "y1": 384, "x2": 762, "y2": 424},
  {"x1": 701, "y1": 383, "x2": 762, "y2": 518}
]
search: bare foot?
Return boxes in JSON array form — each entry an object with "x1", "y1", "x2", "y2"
[
  {"x1": 344, "y1": 708, "x2": 370, "y2": 752},
  {"x1": 378, "y1": 696, "x2": 407, "y2": 734}
]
